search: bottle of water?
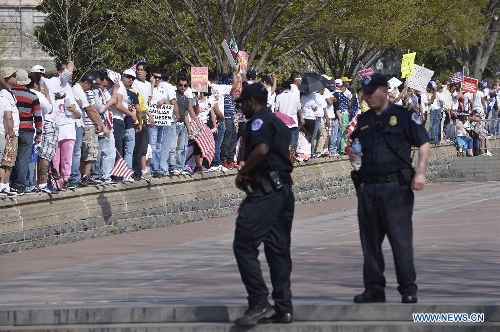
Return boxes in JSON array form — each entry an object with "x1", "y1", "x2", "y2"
[{"x1": 351, "y1": 138, "x2": 362, "y2": 169}]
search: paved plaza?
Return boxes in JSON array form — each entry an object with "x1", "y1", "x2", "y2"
[
  {"x1": 0, "y1": 181, "x2": 498, "y2": 310},
  {"x1": 0, "y1": 181, "x2": 498, "y2": 330}
]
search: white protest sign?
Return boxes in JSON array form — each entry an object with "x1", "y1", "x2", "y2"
[
  {"x1": 147, "y1": 103, "x2": 174, "y2": 126},
  {"x1": 406, "y1": 64, "x2": 434, "y2": 93}
]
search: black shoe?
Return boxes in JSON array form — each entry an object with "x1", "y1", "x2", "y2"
[
  {"x1": 402, "y1": 294, "x2": 418, "y2": 303},
  {"x1": 9, "y1": 188, "x2": 24, "y2": 196},
  {"x1": 258, "y1": 312, "x2": 293, "y2": 324},
  {"x1": 235, "y1": 301, "x2": 274, "y2": 326},
  {"x1": 353, "y1": 291, "x2": 386, "y2": 303}
]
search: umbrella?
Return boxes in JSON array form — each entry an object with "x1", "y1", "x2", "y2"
[
  {"x1": 298, "y1": 73, "x2": 328, "y2": 94},
  {"x1": 274, "y1": 111, "x2": 296, "y2": 126}
]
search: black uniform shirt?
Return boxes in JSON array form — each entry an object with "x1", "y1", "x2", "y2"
[
  {"x1": 350, "y1": 103, "x2": 429, "y2": 176},
  {"x1": 243, "y1": 107, "x2": 292, "y2": 175}
]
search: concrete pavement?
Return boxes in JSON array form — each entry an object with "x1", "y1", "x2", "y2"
[{"x1": 0, "y1": 181, "x2": 499, "y2": 330}]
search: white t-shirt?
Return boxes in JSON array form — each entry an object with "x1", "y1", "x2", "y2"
[
  {"x1": 420, "y1": 92, "x2": 429, "y2": 114},
  {"x1": 132, "y1": 79, "x2": 152, "y2": 107},
  {"x1": 463, "y1": 92, "x2": 473, "y2": 112},
  {"x1": 324, "y1": 88, "x2": 335, "y2": 118},
  {"x1": 290, "y1": 84, "x2": 301, "y2": 100},
  {"x1": 0, "y1": 89, "x2": 19, "y2": 136},
  {"x1": 300, "y1": 92, "x2": 318, "y2": 120},
  {"x1": 72, "y1": 83, "x2": 91, "y2": 127},
  {"x1": 0, "y1": 96, "x2": 11, "y2": 136},
  {"x1": 275, "y1": 90, "x2": 300, "y2": 128},
  {"x1": 451, "y1": 91, "x2": 459, "y2": 111},
  {"x1": 314, "y1": 92, "x2": 327, "y2": 118},
  {"x1": 110, "y1": 82, "x2": 128, "y2": 121},
  {"x1": 32, "y1": 90, "x2": 54, "y2": 123},
  {"x1": 266, "y1": 87, "x2": 276, "y2": 110},
  {"x1": 210, "y1": 83, "x2": 232, "y2": 114},
  {"x1": 158, "y1": 81, "x2": 177, "y2": 102},
  {"x1": 472, "y1": 91, "x2": 485, "y2": 111},
  {"x1": 197, "y1": 95, "x2": 215, "y2": 123},
  {"x1": 150, "y1": 85, "x2": 170, "y2": 105}
]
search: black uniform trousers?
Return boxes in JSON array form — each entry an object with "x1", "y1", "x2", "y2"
[
  {"x1": 233, "y1": 184, "x2": 294, "y2": 315},
  {"x1": 357, "y1": 181, "x2": 417, "y2": 296}
]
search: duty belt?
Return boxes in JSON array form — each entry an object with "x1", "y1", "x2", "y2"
[{"x1": 361, "y1": 172, "x2": 401, "y2": 184}]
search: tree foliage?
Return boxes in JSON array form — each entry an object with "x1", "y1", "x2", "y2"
[{"x1": 34, "y1": 0, "x2": 498, "y2": 81}]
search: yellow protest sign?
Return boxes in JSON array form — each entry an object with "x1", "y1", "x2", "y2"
[{"x1": 401, "y1": 52, "x2": 416, "y2": 78}]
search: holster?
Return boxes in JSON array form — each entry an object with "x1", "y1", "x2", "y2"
[
  {"x1": 398, "y1": 168, "x2": 416, "y2": 185},
  {"x1": 351, "y1": 170, "x2": 362, "y2": 188}
]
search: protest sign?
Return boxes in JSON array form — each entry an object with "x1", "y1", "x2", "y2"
[
  {"x1": 358, "y1": 68, "x2": 374, "y2": 78},
  {"x1": 147, "y1": 103, "x2": 174, "y2": 126},
  {"x1": 238, "y1": 51, "x2": 248, "y2": 74},
  {"x1": 406, "y1": 64, "x2": 434, "y2": 93},
  {"x1": 462, "y1": 77, "x2": 478, "y2": 93},
  {"x1": 401, "y1": 52, "x2": 416, "y2": 78},
  {"x1": 221, "y1": 40, "x2": 237, "y2": 68},
  {"x1": 191, "y1": 67, "x2": 208, "y2": 93}
]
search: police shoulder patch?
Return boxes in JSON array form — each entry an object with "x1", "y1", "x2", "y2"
[
  {"x1": 252, "y1": 119, "x2": 264, "y2": 131},
  {"x1": 411, "y1": 112, "x2": 422, "y2": 125}
]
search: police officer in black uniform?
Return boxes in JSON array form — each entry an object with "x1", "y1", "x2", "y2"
[
  {"x1": 232, "y1": 83, "x2": 295, "y2": 326},
  {"x1": 349, "y1": 73, "x2": 430, "y2": 304}
]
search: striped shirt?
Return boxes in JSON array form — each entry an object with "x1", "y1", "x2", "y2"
[{"x1": 11, "y1": 84, "x2": 42, "y2": 135}]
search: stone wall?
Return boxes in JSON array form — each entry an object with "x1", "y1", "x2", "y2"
[
  {"x1": 0, "y1": 145, "x2": 457, "y2": 254},
  {"x1": 0, "y1": 0, "x2": 54, "y2": 70}
]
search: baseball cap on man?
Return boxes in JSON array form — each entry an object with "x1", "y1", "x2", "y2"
[
  {"x1": 234, "y1": 82, "x2": 268, "y2": 103},
  {"x1": 122, "y1": 68, "x2": 136, "y2": 78},
  {"x1": 0, "y1": 67, "x2": 16, "y2": 79},
  {"x1": 30, "y1": 65, "x2": 45, "y2": 74},
  {"x1": 361, "y1": 73, "x2": 388, "y2": 92},
  {"x1": 80, "y1": 73, "x2": 99, "y2": 89},
  {"x1": 16, "y1": 69, "x2": 31, "y2": 85},
  {"x1": 334, "y1": 78, "x2": 343, "y2": 86},
  {"x1": 341, "y1": 76, "x2": 352, "y2": 82}
]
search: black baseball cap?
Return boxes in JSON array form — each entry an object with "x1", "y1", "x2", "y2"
[
  {"x1": 361, "y1": 73, "x2": 388, "y2": 92},
  {"x1": 81, "y1": 73, "x2": 99, "y2": 89},
  {"x1": 234, "y1": 83, "x2": 268, "y2": 103}
]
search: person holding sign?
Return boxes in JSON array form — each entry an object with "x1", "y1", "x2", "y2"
[{"x1": 148, "y1": 67, "x2": 179, "y2": 177}]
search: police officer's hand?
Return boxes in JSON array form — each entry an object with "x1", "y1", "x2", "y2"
[
  {"x1": 235, "y1": 172, "x2": 253, "y2": 190},
  {"x1": 348, "y1": 147, "x2": 362, "y2": 163},
  {"x1": 412, "y1": 172, "x2": 425, "y2": 191}
]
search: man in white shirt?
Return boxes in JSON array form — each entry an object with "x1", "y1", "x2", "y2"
[
  {"x1": 275, "y1": 81, "x2": 301, "y2": 151},
  {"x1": 290, "y1": 72, "x2": 302, "y2": 100},
  {"x1": 0, "y1": 67, "x2": 20, "y2": 196},
  {"x1": 148, "y1": 67, "x2": 178, "y2": 176},
  {"x1": 0, "y1": 94, "x2": 14, "y2": 199}
]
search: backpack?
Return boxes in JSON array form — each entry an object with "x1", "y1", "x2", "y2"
[{"x1": 48, "y1": 162, "x2": 64, "y2": 191}]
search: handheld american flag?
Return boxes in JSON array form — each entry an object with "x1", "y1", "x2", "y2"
[
  {"x1": 110, "y1": 155, "x2": 134, "y2": 179},
  {"x1": 449, "y1": 72, "x2": 463, "y2": 83},
  {"x1": 190, "y1": 118, "x2": 215, "y2": 164}
]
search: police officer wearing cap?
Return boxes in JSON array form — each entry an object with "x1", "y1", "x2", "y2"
[
  {"x1": 349, "y1": 73, "x2": 430, "y2": 304},
  {"x1": 232, "y1": 83, "x2": 295, "y2": 326}
]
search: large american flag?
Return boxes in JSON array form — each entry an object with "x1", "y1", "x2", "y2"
[
  {"x1": 110, "y1": 155, "x2": 134, "y2": 179},
  {"x1": 190, "y1": 118, "x2": 215, "y2": 164},
  {"x1": 449, "y1": 71, "x2": 463, "y2": 83}
]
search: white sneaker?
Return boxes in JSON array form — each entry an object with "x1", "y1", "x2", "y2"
[
  {"x1": 296, "y1": 156, "x2": 304, "y2": 162},
  {"x1": 123, "y1": 177, "x2": 135, "y2": 183},
  {"x1": 483, "y1": 151, "x2": 493, "y2": 156}
]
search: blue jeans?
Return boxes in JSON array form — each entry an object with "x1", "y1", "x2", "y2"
[
  {"x1": 69, "y1": 126, "x2": 84, "y2": 183},
  {"x1": 289, "y1": 127, "x2": 299, "y2": 152},
  {"x1": 489, "y1": 110, "x2": 499, "y2": 135},
  {"x1": 124, "y1": 128, "x2": 135, "y2": 169},
  {"x1": 169, "y1": 123, "x2": 188, "y2": 171},
  {"x1": 148, "y1": 125, "x2": 163, "y2": 173},
  {"x1": 11, "y1": 131, "x2": 34, "y2": 191},
  {"x1": 310, "y1": 117, "x2": 321, "y2": 156},
  {"x1": 93, "y1": 133, "x2": 116, "y2": 180},
  {"x1": 443, "y1": 122, "x2": 450, "y2": 140},
  {"x1": 212, "y1": 120, "x2": 226, "y2": 167},
  {"x1": 328, "y1": 119, "x2": 340, "y2": 154},
  {"x1": 158, "y1": 125, "x2": 176, "y2": 174},
  {"x1": 429, "y1": 109, "x2": 441, "y2": 142}
]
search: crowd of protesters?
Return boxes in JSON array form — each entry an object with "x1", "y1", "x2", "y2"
[{"x1": 0, "y1": 59, "x2": 499, "y2": 199}]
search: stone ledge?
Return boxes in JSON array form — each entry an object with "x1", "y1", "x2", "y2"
[{"x1": 0, "y1": 145, "x2": 458, "y2": 254}]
